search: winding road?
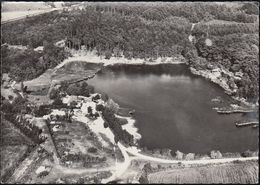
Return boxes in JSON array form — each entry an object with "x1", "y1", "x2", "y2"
[
  {"x1": 101, "y1": 142, "x2": 258, "y2": 183},
  {"x1": 53, "y1": 141, "x2": 258, "y2": 183}
]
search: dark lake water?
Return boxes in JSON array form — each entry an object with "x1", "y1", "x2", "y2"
[{"x1": 88, "y1": 64, "x2": 258, "y2": 154}]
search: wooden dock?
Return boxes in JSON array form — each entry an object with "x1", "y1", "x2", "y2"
[
  {"x1": 217, "y1": 109, "x2": 257, "y2": 114},
  {"x1": 235, "y1": 121, "x2": 259, "y2": 127}
]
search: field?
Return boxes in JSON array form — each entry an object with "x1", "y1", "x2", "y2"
[
  {"x1": 0, "y1": 118, "x2": 35, "y2": 182},
  {"x1": 0, "y1": 117, "x2": 34, "y2": 146},
  {"x1": 52, "y1": 61, "x2": 102, "y2": 83},
  {"x1": 1, "y1": 2, "x2": 50, "y2": 12},
  {"x1": 0, "y1": 145, "x2": 29, "y2": 179},
  {"x1": 18, "y1": 61, "x2": 102, "y2": 93},
  {"x1": 20, "y1": 69, "x2": 53, "y2": 92},
  {"x1": 148, "y1": 161, "x2": 259, "y2": 184},
  {"x1": 49, "y1": 119, "x2": 116, "y2": 169},
  {"x1": 1, "y1": 2, "x2": 55, "y2": 22}
]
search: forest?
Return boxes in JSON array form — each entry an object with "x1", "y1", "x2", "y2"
[
  {"x1": 1, "y1": 2, "x2": 259, "y2": 102},
  {"x1": 1, "y1": 95, "x2": 45, "y2": 144},
  {"x1": 1, "y1": 42, "x2": 70, "y2": 82}
]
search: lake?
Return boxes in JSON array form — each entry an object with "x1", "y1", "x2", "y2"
[{"x1": 88, "y1": 64, "x2": 258, "y2": 154}]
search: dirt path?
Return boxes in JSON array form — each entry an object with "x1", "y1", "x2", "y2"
[
  {"x1": 101, "y1": 142, "x2": 258, "y2": 183},
  {"x1": 67, "y1": 98, "x2": 259, "y2": 183},
  {"x1": 54, "y1": 164, "x2": 113, "y2": 174},
  {"x1": 127, "y1": 148, "x2": 258, "y2": 165}
]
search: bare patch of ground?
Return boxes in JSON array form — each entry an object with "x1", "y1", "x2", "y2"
[{"x1": 49, "y1": 119, "x2": 116, "y2": 169}]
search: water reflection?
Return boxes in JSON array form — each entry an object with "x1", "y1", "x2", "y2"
[{"x1": 88, "y1": 64, "x2": 258, "y2": 154}]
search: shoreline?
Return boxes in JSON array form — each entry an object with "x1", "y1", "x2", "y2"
[
  {"x1": 56, "y1": 49, "x2": 186, "y2": 69},
  {"x1": 40, "y1": 87, "x2": 258, "y2": 183},
  {"x1": 59, "y1": 93, "x2": 258, "y2": 162},
  {"x1": 36, "y1": 50, "x2": 258, "y2": 163},
  {"x1": 189, "y1": 67, "x2": 257, "y2": 108},
  {"x1": 58, "y1": 49, "x2": 257, "y2": 108}
]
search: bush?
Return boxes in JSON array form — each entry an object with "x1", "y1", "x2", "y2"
[
  {"x1": 139, "y1": 173, "x2": 149, "y2": 184},
  {"x1": 64, "y1": 82, "x2": 95, "y2": 97},
  {"x1": 87, "y1": 106, "x2": 93, "y2": 115},
  {"x1": 143, "y1": 163, "x2": 152, "y2": 174},
  {"x1": 102, "y1": 107, "x2": 134, "y2": 146},
  {"x1": 118, "y1": 117, "x2": 128, "y2": 125},
  {"x1": 101, "y1": 93, "x2": 109, "y2": 102},
  {"x1": 8, "y1": 95, "x2": 14, "y2": 101},
  {"x1": 37, "y1": 171, "x2": 49, "y2": 178},
  {"x1": 87, "y1": 147, "x2": 97, "y2": 153},
  {"x1": 103, "y1": 121, "x2": 109, "y2": 128},
  {"x1": 92, "y1": 94, "x2": 101, "y2": 101},
  {"x1": 52, "y1": 97, "x2": 64, "y2": 107},
  {"x1": 96, "y1": 104, "x2": 104, "y2": 112},
  {"x1": 241, "y1": 150, "x2": 253, "y2": 157},
  {"x1": 49, "y1": 88, "x2": 60, "y2": 100},
  {"x1": 93, "y1": 112, "x2": 99, "y2": 118},
  {"x1": 1, "y1": 99, "x2": 13, "y2": 113},
  {"x1": 210, "y1": 150, "x2": 222, "y2": 159},
  {"x1": 34, "y1": 105, "x2": 51, "y2": 117},
  {"x1": 106, "y1": 98, "x2": 119, "y2": 113},
  {"x1": 70, "y1": 101, "x2": 78, "y2": 108}
]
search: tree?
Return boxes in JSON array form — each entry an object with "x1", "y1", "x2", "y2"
[
  {"x1": 241, "y1": 150, "x2": 253, "y2": 157},
  {"x1": 49, "y1": 88, "x2": 60, "y2": 99},
  {"x1": 70, "y1": 101, "x2": 78, "y2": 108},
  {"x1": 240, "y1": 3, "x2": 259, "y2": 15},
  {"x1": 101, "y1": 93, "x2": 109, "y2": 102},
  {"x1": 104, "y1": 121, "x2": 108, "y2": 128},
  {"x1": 96, "y1": 104, "x2": 104, "y2": 112},
  {"x1": 8, "y1": 95, "x2": 14, "y2": 101},
  {"x1": 106, "y1": 98, "x2": 119, "y2": 113},
  {"x1": 1, "y1": 99, "x2": 13, "y2": 113},
  {"x1": 143, "y1": 163, "x2": 152, "y2": 174},
  {"x1": 92, "y1": 94, "x2": 101, "y2": 101},
  {"x1": 210, "y1": 150, "x2": 222, "y2": 159},
  {"x1": 105, "y1": 50, "x2": 112, "y2": 59},
  {"x1": 88, "y1": 147, "x2": 97, "y2": 153},
  {"x1": 88, "y1": 106, "x2": 93, "y2": 115},
  {"x1": 139, "y1": 173, "x2": 149, "y2": 184},
  {"x1": 52, "y1": 97, "x2": 64, "y2": 107},
  {"x1": 175, "y1": 150, "x2": 184, "y2": 160}
]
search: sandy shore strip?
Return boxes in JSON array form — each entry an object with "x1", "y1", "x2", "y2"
[{"x1": 55, "y1": 49, "x2": 186, "y2": 70}]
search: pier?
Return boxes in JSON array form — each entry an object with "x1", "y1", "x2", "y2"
[
  {"x1": 235, "y1": 121, "x2": 259, "y2": 127},
  {"x1": 217, "y1": 108, "x2": 257, "y2": 114}
]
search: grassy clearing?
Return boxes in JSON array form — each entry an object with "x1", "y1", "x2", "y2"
[
  {"x1": 27, "y1": 94, "x2": 51, "y2": 106},
  {"x1": 52, "y1": 61, "x2": 102, "y2": 83},
  {"x1": 148, "y1": 161, "x2": 259, "y2": 184},
  {"x1": 22, "y1": 69, "x2": 53, "y2": 92},
  {"x1": 21, "y1": 61, "x2": 101, "y2": 93}
]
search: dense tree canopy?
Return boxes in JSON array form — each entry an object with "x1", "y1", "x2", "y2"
[
  {"x1": 1, "y1": 2, "x2": 259, "y2": 102},
  {"x1": 1, "y1": 44, "x2": 69, "y2": 82}
]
